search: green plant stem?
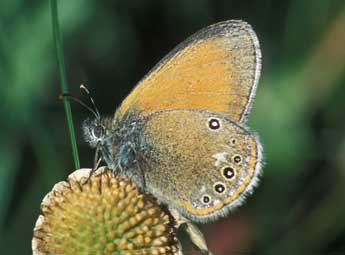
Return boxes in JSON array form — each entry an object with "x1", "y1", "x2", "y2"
[{"x1": 50, "y1": 0, "x2": 80, "y2": 169}]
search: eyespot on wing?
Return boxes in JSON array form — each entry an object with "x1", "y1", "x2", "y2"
[{"x1": 138, "y1": 109, "x2": 263, "y2": 222}]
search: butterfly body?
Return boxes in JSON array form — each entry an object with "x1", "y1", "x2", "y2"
[{"x1": 83, "y1": 20, "x2": 263, "y2": 224}]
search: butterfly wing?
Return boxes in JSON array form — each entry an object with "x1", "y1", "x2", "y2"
[
  {"x1": 138, "y1": 110, "x2": 263, "y2": 222},
  {"x1": 116, "y1": 20, "x2": 261, "y2": 123}
]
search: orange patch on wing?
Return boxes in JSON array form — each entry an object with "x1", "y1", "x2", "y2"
[
  {"x1": 116, "y1": 36, "x2": 255, "y2": 121},
  {"x1": 175, "y1": 135, "x2": 258, "y2": 216}
]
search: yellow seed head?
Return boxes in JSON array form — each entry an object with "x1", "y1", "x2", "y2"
[{"x1": 32, "y1": 167, "x2": 178, "y2": 255}]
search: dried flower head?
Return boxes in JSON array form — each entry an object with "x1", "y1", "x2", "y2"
[{"x1": 32, "y1": 167, "x2": 179, "y2": 255}]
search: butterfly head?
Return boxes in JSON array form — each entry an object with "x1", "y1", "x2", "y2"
[{"x1": 82, "y1": 117, "x2": 113, "y2": 148}]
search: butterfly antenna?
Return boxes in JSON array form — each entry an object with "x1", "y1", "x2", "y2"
[
  {"x1": 59, "y1": 93, "x2": 99, "y2": 119},
  {"x1": 80, "y1": 84, "x2": 101, "y2": 120}
]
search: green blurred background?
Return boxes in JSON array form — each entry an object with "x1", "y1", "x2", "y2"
[{"x1": 1, "y1": 0, "x2": 345, "y2": 254}]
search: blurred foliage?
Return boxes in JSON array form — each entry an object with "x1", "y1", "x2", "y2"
[{"x1": 1, "y1": 0, "x2": 345, "y2": 254}]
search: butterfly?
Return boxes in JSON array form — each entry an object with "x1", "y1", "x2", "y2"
[{"x1": 83, "y1": 20, "x2": 263, "y2": 254}]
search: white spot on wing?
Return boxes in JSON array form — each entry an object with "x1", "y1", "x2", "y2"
[
  {"x1": 200, "y1": 185, "x2": 206, "y2": 193},
  {"x1": 212, "y1": 152, "x2": 229, "y2": 167}
]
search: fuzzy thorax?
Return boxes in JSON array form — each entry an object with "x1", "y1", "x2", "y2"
[{"x1": 82, "y1": 115, "x2": 145, "y2": 187}]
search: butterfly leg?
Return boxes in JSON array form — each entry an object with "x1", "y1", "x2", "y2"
[
  {"x1": 84, "y1": 145, "x2": 102, "y2": 184},
  {"x1": 170, "y1": 209, "x2": 214, "y2": 255},
  {"x1": 135, "y1": 151, "x2": 151, "y2": 190},
  {"x1": 135, "y1": 160, "x2": 146, "y2": 189}
]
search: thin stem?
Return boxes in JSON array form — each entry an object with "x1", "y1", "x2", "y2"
[{"x1": 50, "y1": 0, "x2": 80, "y2": 169}]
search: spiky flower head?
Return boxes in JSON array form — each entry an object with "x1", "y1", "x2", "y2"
[{"x1": 32, "y1": 167, "x2": 179, "y2": 255}]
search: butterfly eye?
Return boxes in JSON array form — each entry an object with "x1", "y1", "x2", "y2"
[
  {"x1": 221, "y1": 166, "x2": 236, "y2": 180},
  {"x1": 233, "y1": 155, "x2": 242, "y2": 164},
  {"x1": 201, "y1": 195, "x2": 211, "y2": 205},
  {"x1": 214, "y1": 182, "x2": 226, "y2": 194},
  {"x1": 93, "y1": 125, "x2": 104, "y2": 139},
  {"x1": 208, "y1": 118, "x2": 221, "y2": 130}
]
